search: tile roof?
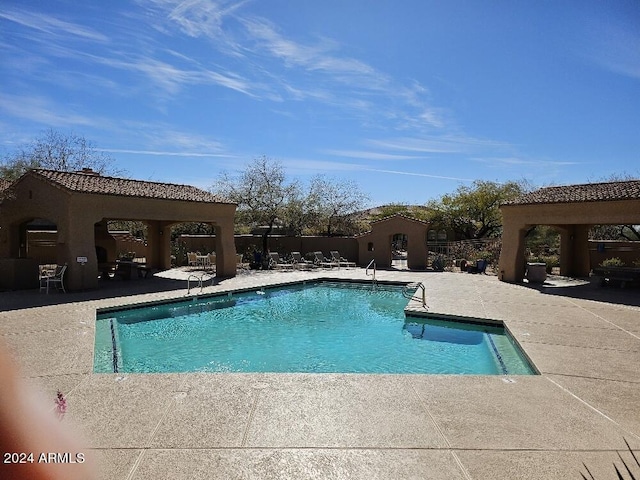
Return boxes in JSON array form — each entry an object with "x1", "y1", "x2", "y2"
[
  {"x1": 30, "y1": 169, "x2": 232, "y2": 204},
  {"x1": 505, "y1": 180, "x2": 640, "y2": 206}
]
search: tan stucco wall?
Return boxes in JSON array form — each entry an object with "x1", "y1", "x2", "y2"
[
  {"x1": 498, "y1": 199, "x2": 640, "y2": 282},
  {"x1": 0, "y1": 174, "x2": 237, "y2": 291}
]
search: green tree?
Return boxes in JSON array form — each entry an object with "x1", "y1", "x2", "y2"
[
  {"x1": 426, "y1": 180, "x2": 530, "y2": 240},
  {"x1": 0, "y1": 129, "x2": 121, "y2": 180},
  {"x1": 590, "y1": 224, "x2": 640, "y2": 241}
]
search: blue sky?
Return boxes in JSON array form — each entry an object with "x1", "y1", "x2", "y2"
[{"x1": 1, "y1": 0, "x2": 639, "y2": 206}]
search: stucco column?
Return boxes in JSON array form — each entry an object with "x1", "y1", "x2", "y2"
[
  {"x1": 559, "y1": 225, "x2": 591, "y2": 277},
  {"x1": 145, "y1": 221, "x2": 173, "y2": 270},
  {"x1": 1, "y1": 220, "x2": 21, "y2": 258},
  {"x1": 407, "y1": 232, "x2": 427, "y2": 270},
  {"x1": 498, "y1": 219, "x2": 528, "y2": 283},
  {"x1": 214, "y1": 220, "x2": 237, "y2": 277},
  {"x1": 58, "y1": 216, "x2": 99, "y2": 291}
]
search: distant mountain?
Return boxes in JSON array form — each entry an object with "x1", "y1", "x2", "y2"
[{"x1": 357, "y1": 204, "x2": 433, "y2": 221}]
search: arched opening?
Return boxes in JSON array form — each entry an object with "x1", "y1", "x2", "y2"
[
  {"x1": 171, "y1": 222, "x2": 217, "y2": 268},
  {"x1": 524, "y1": 225, "x2": 561, "y2": 276},
  {"x1": 93, "y1": 221, "x2": 148, "y2": 281},
  {"x1": 0, "y1": 217, "x2": 61, "y2": 290},
  {"x1": 391, "y1": 233, "x2": 408, "y2": 270},
  {"x1": 23, "y1": 218, "x2": 58, "y2": 264}
]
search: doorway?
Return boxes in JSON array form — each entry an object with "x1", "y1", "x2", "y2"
[{"x1": 391, "y1": 233, "x2": 408, "y2": 270}]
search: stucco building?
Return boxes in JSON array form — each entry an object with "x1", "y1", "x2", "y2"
[
  {"x1": 498, "y1": 180, "x2": 640, "y2": 283},
  {"x1": 0, "y1": 169, "x2": 237, "y2": 291},
  {"x1": 357, "y1": 214, "x2": 431, "y2": 269}
]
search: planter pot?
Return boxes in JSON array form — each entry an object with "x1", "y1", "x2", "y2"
[{"x1": 526, "y1": 262, "x2": 547, "y2": 283}]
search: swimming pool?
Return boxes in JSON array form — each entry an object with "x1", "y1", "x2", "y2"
[{"x1": 94, "y1": 281, "x2": 536, "y2": 375}]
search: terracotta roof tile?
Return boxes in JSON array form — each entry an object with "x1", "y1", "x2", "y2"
[
  {"x1": 31, "y1": 169, "x2": 232, "y2": 204},
  {"x1": 505, "y1": 180, "x2": 640, "y2": 206}
]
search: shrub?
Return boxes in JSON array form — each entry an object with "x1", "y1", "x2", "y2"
[
  {"x1": 170, "y1": 240, "x2": 187, "y2": 266},
  {"x1": 600, "y1": 257, "x2": 625, "y2": 268},
  {"x1": 476, "y1": 250, "x2": 494, "y2": 262},
  {"x1": 540, "y1": 255, "x2": 560, "y2": 273}
]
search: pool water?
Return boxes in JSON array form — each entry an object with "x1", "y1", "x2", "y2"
[{"x1": 94, "y1": 282, "x2": 536, "y2": 375}]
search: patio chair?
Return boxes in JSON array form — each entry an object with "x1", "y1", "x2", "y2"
[
  {"x1": 39, "y1": 264, "x2": 67, "y2": 294},
  {"x1": 187, "y1": 252, "x2": 198, "y2": 267},
  {"x1": 330, "y1": 251, "x2": 356, "y2": 268},
  {"x1": 291, "y1": 252, "x2": 313, "y2": 269},
  {"x1": 269, "y1": 252, "x2": 294, "y2": 269},
  {"x1": 207, "y1": 253, "x2": 216, "y2": 270},
  {"x1": 313, "y1": 251, "x2": 337, "y2": 268}
]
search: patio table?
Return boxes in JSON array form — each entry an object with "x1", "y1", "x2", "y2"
[{"x1": 196, "y1": 255, "x2": 210, "y2": 268}]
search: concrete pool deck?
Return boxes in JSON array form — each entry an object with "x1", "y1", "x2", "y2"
[{"x1": 1, "y1": 268, "x2": 639, "y2": 479}]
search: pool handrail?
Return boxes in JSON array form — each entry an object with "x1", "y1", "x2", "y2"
[
  {"x1": 365, "y1": 259, "x2": 376, "y2": 283},
  {"x1": 187, "y1": 273, "x2": 212, "y2": 293},
  {"x1": 403, "y1": 282, "x2": 427, "y2": 309}
]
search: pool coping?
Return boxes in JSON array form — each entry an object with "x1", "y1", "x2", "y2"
[
  {"x1": 95, "y1": 278, "x2": 536, "y2": 376},
  {"x1": 1, "y1": 268, "x2": 639, "y2": 479}
]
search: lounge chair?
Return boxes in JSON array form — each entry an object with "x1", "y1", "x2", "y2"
[
  {"x1": 330, "y1": 251, "x2": 355, "y2": 268},
  {"x1": 39, "y1": 264, "x2": 67, "y2": 294},
  {"x1": 291, "y1": 252, "x2": 313, "y2": 269},
  {"x1": 269, "y1": 252, "x2": 294, "y2": 269},
  {"x1": 313, "y1": 251, "x2": 337, "y2": 268}
]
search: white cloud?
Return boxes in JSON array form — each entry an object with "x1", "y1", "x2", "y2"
[
  {"x1": 0, "y1": 93, "x2": 101, "y2": 128},
  {"x1": 0, "y1": 8, "x2": 109, "y2": 43},
  {"x1": 367, "y1": 135, "x2": 511, "y2": 154},
  {"x1": 575, "y1": 15, "x2": 640, "y2": 81},
  {"x1": 278, "y1": 158, "x2": 364, "y2": 175},
  {"x1": 100, "y1": 148, "x2": 234, "y2": 158},
  {"x1": 363, "y1": 168, "x2": 473, "y2": 182},
  {"x1": 322, "y1": 149, "x2": 422, "y2": 161},
  {"x1": 472, "y1": 156, "x2": 581, "y2": 167}
]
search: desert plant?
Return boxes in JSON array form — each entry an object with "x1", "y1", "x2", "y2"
[
  {"x1": 541, "y1": 254, "x2": 560, "y2": 273},
  {"x1": 431, "y1": 255, "x2": 445, "y2": 272},
  {"x1": 170, "y1": 240, "x2": 188, "y2": 267},
  {"x1": 476, "y1": 250, "x2": 494, "y2": 262},
  {"x1": 600, "y1": 257, "x2": 626, "y2": 268},
  {"x1": 580, "y1": 438, "x2": 639, "y2": 479}
]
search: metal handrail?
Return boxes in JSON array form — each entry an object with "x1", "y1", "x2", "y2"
[
  {"x1": 403, "y1": 282, "x2": 427, "y2": 309},
  {"x1": 187, "y1": 273, "x2": 211, "y2": 293},
  {"x1": 365, "y1": 259, "x2": 376, "y2": 283}
]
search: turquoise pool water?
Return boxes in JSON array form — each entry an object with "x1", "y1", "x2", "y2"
[{"x1": 94, "y1": 282, "x2": 536, "y2": 375}]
